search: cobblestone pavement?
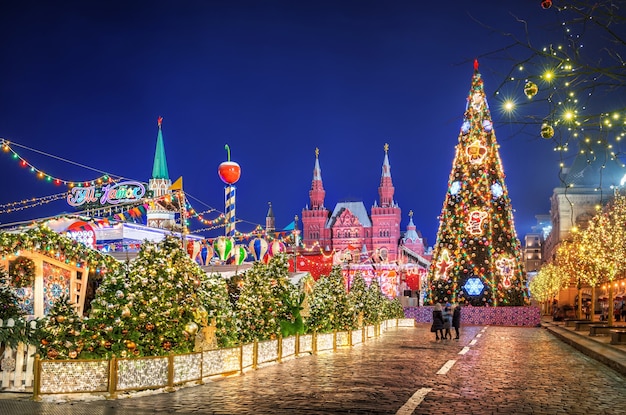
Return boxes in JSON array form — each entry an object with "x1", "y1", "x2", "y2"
[{"x1": 2, "y1": 324, "x2": 626, "y2": 414}]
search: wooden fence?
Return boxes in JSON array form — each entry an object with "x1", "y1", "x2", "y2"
[
  {"x1": 0, "y1": 319, "x2": 37, "y2": 391},
  {"x1": 0, "y1": 318, "x2": 416, "y2": 400}
]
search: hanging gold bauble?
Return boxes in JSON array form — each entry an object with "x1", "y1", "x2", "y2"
[
  {"x1": 524, "y1": 81, "x2": 538, "y2": 98},
  {"x1": 541, "y1": 123, "x2": 554, "y2": 139}
]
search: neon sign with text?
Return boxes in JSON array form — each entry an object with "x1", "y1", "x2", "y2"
[{"x1": 67, "y1": 181, "x2": 146, "y2": 207}]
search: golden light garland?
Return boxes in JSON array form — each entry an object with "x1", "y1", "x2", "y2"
[{"x1": 0, "y1": 192, "x2": 68, "y2": 214}]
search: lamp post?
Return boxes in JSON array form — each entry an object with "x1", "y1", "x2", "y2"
[
  {"x1": 344, "y1": 251, "x2": 353, "y2": 292},
  {"x1": 293, "y1": 215, "x2": 299, "y2": 273}
]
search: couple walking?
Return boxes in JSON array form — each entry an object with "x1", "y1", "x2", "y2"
[{"x1": 431, "y1": 303, "x2": 460, "y2": 340}]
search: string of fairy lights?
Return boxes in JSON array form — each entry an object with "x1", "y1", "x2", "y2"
[
  {"x1": 0, "y1": 137, "x2": 331, "y2": 250},
  {"x1": 0, "y1": 138, "x2": 252, "y2": 235},
  {"x1": 488, "y1": 1, "x2": 626, "y2": 231},
  {"x1": 0, "y1": 192, "x2": 68, "y2": 215},
  {"x1": 493, "y1": 3, "x2": 626, "y2": 147},
  {"x1": 1, "y1": 139, "x2": 124, "y2": 187}
]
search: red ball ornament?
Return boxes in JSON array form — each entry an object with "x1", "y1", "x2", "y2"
[{"x1": 541, "y1": 0, "x2": 552, "y2": 9}]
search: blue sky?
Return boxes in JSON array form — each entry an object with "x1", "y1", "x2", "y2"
[{"x1": 0, "y1": 1, "x2": 564, "y2": 245}]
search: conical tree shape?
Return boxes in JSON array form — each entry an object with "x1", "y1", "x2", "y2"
[
  {"x1": 82, "y1": 236, "x2": 205, "y2": 358},
  {"x1": 235, "y1": 253, "x2": 297, "y2": 343},
  {"x1": 427, "y1": 61, "x2": 527, "y2": 307},
  {"x1": 308, "y1": 266, "x2": 355, "y2": 332},
  {"x1": 348, "y1": 272, "x2": 367, "y2": 327},
  {"x1": 38, "y1": 295, "x2": 84, "y2": 359}
]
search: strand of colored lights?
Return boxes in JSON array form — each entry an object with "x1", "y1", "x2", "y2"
[{"x1": 1, "y1": 138, "x2": 123, "y2": 187}]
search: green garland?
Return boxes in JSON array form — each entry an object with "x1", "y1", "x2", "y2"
[{"x1": 9, "y1": 256, "x2": 35, "y2": 288}]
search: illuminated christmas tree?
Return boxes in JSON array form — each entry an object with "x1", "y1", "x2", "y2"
[
  {"x1": 427, "y1": 61, "x2": 528, "y2": 307},
  {"x1": 82, "y1": 236, "x2": 205, "y2": 358}
]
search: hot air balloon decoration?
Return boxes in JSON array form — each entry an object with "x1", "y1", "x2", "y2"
[
  {"x1": 248, "y1": 237, "x2": 268, "y2": 262},
  {"x1": 213, "y1": 236, "x2": 235, "y2": 262},
  {"x1": 187, "y1": 240, "x2": 202, "y2": 264},
  {"x1": 267, "y1": 240, "x2": 286, "y2": 258},
  {"x1": 233, "y1": 245, "x2": 248, "y2": 265},
  {"x1": 200, "y1": 242, "x2": 214, "y2": 266}
]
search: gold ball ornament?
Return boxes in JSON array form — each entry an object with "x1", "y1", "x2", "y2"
[
  {"x1": 184, "y1": 321, "x2": 199, "y2": 336},
  {"x1": 126, "y1": 341, "x2": 137, "y2": 350},
  {"x1": 524, "y1": 81, "x2": 538, "y2": 98},
  {"x1": 121, "y1": 307, "x2": 131, "y2": 318},
  {"x1": 541, "y1": 123, "x2": 554, "y2": 139},
  {"x1": 56, "y1": 315, "x2": 66, "y2": 323}
]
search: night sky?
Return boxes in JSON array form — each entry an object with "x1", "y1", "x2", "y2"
[{"x1": 0, "y1": 1, "x2": 563, "y2": 246}]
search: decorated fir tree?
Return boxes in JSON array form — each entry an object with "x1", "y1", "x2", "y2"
[
  {"x1": 364, "y1": 278, "x2": 387, "y2": 325},
  {"x1": 348, "y1": 272, "x2": 367, "y2": 327},
  {"x1": 383, "y1": 297, "x2": 405, "y2": 320},
  {"x1": 307, "y1": 266, "x2": 355, "y2": 332},
  {"x1": 38, "y1": 295, "x2": 84, "y2": 359},
  {"x1": 235, "y1": 253, "x2": 296, "y2": 343},
  {"x1": 81, "y1": 267, "x2": 136, "y2": 358},
  {"x1": 427, "y1": 60, "x2": 528, "y2": 307},
  {"x1": 83, "y1": 236, "x2": 205, "y2": 358}
]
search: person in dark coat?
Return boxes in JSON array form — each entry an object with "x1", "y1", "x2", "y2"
[
  {"x1": 443, "y1": 304, "x2": 453, "y2": 339},
  {"x1": 452, "y1": 304, "x2": 461, "y2": 340},
  {"x1": 432, "y1": 303, "x2": 445, "y2": 340}
]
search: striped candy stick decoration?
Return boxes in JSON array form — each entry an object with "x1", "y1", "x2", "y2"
[{"x1": 224, "y1": 185, "x2": 236, "y2": 237}]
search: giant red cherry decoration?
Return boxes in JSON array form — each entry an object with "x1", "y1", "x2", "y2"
[{"x1": 218, "y1": 144, "x2": 241, "y2": 185}]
